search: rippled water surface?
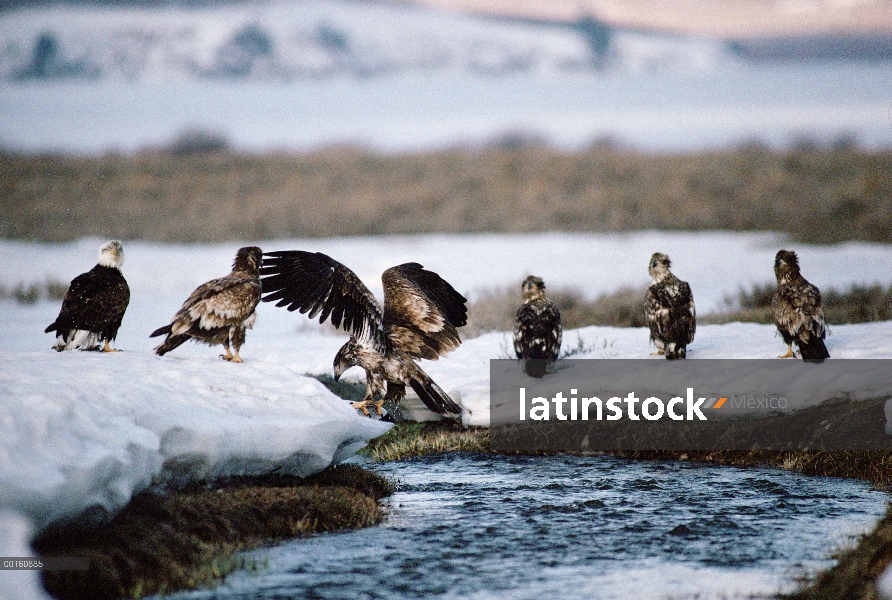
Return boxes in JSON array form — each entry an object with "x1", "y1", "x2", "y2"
[{"x1": 160, "y1": 454, "x2": 888, "y2": 600}]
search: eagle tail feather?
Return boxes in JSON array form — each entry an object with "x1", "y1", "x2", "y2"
[
  {"x1": 523, "y1": 358, "x2": 551, "y2": 378},
  {"x1": 798, "y1": 337, "x2": 830, "y2": 361},
  {"x1": 52, "y1": 329, "x2": 97, "y2": 352},
  {"x1": 409, "y1": 371, "x2": 462, "y2": 415},
  {"x1": 154, "y1": 334, "x2": 190, "y2": 356},
  {"x1": 665, "y1": 343, "x2": 687, "y2": 360},
  {"x1": 149, "y1": 324, "x2": 172, "y2": 338}
]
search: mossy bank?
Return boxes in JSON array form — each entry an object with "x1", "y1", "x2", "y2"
[{"x1": 33, "y1": 465, "x2": 393, "y2": 600}]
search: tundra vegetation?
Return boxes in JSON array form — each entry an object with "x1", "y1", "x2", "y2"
[{"x1": 1, "y1": 143, "x2": 890, "y2": 243}]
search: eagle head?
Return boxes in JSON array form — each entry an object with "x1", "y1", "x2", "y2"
[
  {"x1": 98, "y1": 240, "x2": 124, "y2": 269},
  {"x1": 521, "y1": 275, "x2": 546, "y2": 302},
  {"x1": 774, "y1": 249, "x2": 800, "y2": 282},
  {"x1": 234, "y1": 246, "x2": 263, "y2": 276},
  {"x1": 648, "y1": 252, "x2": 671, "y2": 282},
  {"x1": 333, "y1": 338, "x2": 362, "y2": 381}
]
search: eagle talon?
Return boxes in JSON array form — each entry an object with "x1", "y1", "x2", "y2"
[
  {"x1": 351, "y1": 400, "x2": 371, "y2": 416},
  {"x1": 777, "y1": 344, "x2": 796, "y2": 359}
]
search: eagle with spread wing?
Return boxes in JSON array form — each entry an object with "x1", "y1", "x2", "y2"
[
  {"x1": 150, "y1": 246, "x2": 262, "y2": 362},
  {"x1": 772, "y1": 249, "x2": 829, "y2": 360},
  {"x1": 260, "y1": 251, "x2": 467, "y2": 416},
  {"x1": 513, "y1": 275, "x2": 562, "y2": 378},
  {"x1": 645, "y1": 252, "x2": 696, "y2": 360},
  {"x1": 45, "y1": 240, "x2": 130, "y2": 352}
]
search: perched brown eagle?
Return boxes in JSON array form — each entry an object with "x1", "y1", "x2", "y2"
[
  {"x1": 45, "y1": 240, "x2": 130, "y2": 352},
  {"x1": 260, "y1": 251, "x2": 467, "y2": 416},
  {"x1": 513, "y1": 275, "x2": 562, "y2": 378},
  {"x1": 772, "y1": 249, "x2": 829, "y2": 360},
  {"x1": 150, "y1": 246, "x2": 262, "y2": 362},
  {"x1": 645, "y1": 252, "x2": 696, "y2": 360}
]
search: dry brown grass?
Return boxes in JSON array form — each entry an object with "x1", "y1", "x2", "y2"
[
  {"x1": 33, "y1": 465, "x2": 393, "y2": 600},
  {"x1": 2, "y1": 145, "x2": 890, "y2": 243}
]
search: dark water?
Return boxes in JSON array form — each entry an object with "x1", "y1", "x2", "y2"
[{"x1": 159, "y1": 454, "x2": 887, "y2": 600}]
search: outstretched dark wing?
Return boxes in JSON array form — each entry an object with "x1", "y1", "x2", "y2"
[
  {"x1": 260, "y1": 251, "x2": 386, "y2": 350},
  {"x1": 382, "y1": 263, "x2": 468, "y2": 360}
]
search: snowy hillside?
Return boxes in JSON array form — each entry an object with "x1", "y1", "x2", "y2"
[
  {"x1": 0, "y1": 0, "x2": 731, "y2": 82},
  {"x1": 3, "y1": 231, "x2": 892, "y2": 600}
]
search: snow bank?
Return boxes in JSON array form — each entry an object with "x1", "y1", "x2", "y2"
[
  {"x1": 0, "y1": 349, "x2": 389, "y2": 600},
  {"x1": 0, "y1": 350, "x2": 390, "y2": 528}
]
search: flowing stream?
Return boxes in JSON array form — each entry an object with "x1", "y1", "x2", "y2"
[{"x1": 158, "y1": 454, "x2": 888, "y2": 600}]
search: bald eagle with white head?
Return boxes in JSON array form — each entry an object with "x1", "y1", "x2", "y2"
[
  {"x1": 45, "y1": 240, "x2": 130, "y2": 352},
  {"x1": 513, "y1": 275, "x2": 562, "y2": 378},
  {"x1": 260, "y1": 251, "x2": 467, "y2": 416},
  {"x1": 150, "y1": 246, "x2": 262, "y2": 362},
  {"x1": 645, "y1": 252, "x2": 695, "y2": 360},
  {"x1": 772, "y1": 249, "x2": 829, "y2": 360}
]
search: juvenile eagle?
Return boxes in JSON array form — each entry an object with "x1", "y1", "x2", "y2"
[
  {"x1": 45, "y1": 240, "x2": 130, "y2": 352},
  {"x1": 260, "y1": 251, "x2": 467, "y2": 416},
  {"x1": 150, "y1": 246, "x2": 262, "y2": 362},
  {"x1": 645, "y1": 252, "x2": 696, "y2": 360},
  {"x1": 772, "y1": 249, "x2": 829, "y2": 360},
  {"x1": 513, "y1": 275, "x2": 562, "y2": 378}
]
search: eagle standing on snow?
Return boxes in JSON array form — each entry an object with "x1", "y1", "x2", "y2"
[
  {"x1": 645, "y1": 252, "x2": 696, "y2": 360},
  {"x1": 150, "y1": 246, "x2": 262, "y2": 362},
  {"x1": 260, "y1": 251, "x2": 467, "y2": 416},
  {"x1": 45, "y1": 240, "x2": 130, "y2": 352},
  {"x1": 772, "y1": 249, "x2": 829, "y2": 360},
  {"x1": 513, "y1": 275, "x2": 562, "y2": 378}
]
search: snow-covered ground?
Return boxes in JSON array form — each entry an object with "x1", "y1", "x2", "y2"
[{"x1": 3, "y1": 231, "x2": 892, "y2": 599}]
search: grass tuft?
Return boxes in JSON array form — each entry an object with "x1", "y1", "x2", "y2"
[
  {"x1": 360, "y1": 421, "x2": 490, "y2": 462},
  {"x1": 0, "y1": 278, "x2": 68, "y2": 304}
]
